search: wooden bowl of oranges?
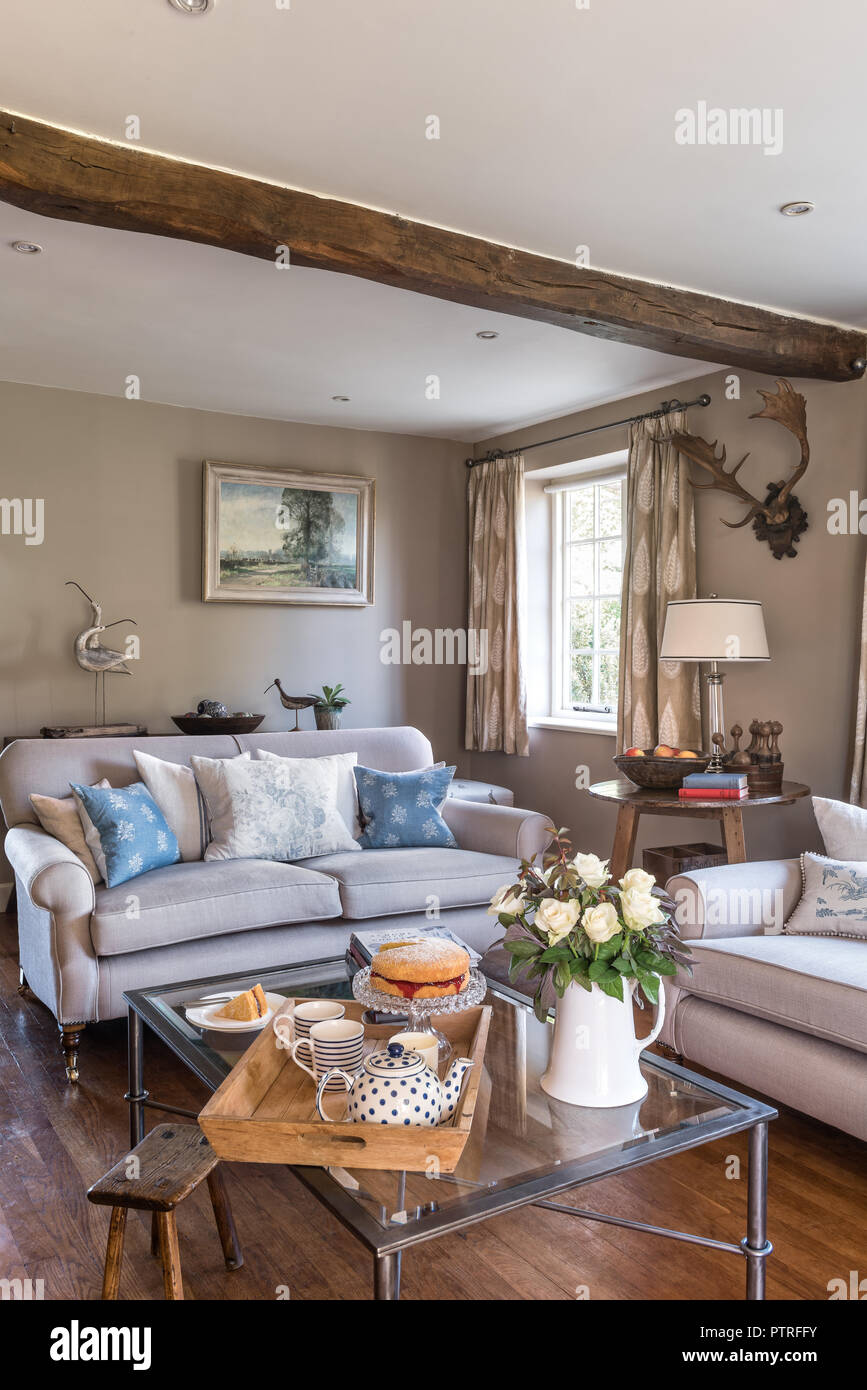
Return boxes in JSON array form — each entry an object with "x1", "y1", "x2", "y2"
[{"x1": 612, "y1": 745, "x2": 712, "y2": 790}]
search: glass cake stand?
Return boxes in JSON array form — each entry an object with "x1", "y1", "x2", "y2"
[{"x1": 352, "y1": 966, "x2": 487, "y2": 1059}]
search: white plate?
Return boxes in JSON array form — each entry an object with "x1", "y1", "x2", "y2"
[{"x1": 185, "y1": 991, "x2": 286, "y2": 1032}]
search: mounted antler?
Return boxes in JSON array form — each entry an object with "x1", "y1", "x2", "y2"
[
  {"x1": 749, "y1": 378, "x2": 809, "y2": 523},
  {"x1": 670, "y1": 379, "x2": 810, "y2": 559},
  {"x1": 667, "y1": 433, "x2": 767, "y2": 529}
]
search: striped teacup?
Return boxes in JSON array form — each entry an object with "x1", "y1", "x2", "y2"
[
  {"x1": 291, "y1": 1000, "x2": 345, "y2": 1043},
  {"x1": 291, "y1": 1019, "x2": 364, "y2": 1091}
]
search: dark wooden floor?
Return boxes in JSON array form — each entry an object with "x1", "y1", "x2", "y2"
[{"x1": 1, "y1": 914, "x2": 863, "y2": 1301}]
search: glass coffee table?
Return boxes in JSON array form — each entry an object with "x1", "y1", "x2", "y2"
[{"x1": 125, "y1": 956, "x2": 776, "y2": 1301}]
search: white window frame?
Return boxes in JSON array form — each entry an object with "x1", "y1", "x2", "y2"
[{"x1": 545, "y1": 471, "x2": 626, "y2": 734}]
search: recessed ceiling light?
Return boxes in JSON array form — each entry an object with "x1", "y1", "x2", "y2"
[
  {"x1": 11, "y1": 240, "x2": 42, "y2": 254},
  {"x1": 780, "y1": 201, "x2": 814, "y2": 217},
  {"x1": 331, "y1": 395, "x2": 351, "y2": 403},
  {"x1": 168, "y1": 0, "x2": 212, "y2": 13},
  {"x1": 476, "y1": 330, "x2": 499, "y2": 340}
]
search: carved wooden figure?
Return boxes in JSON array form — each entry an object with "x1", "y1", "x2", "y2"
[
  {"x1": 755, "y1": 722, "x2": 774, "y2": 765},
  {"x1": 728, "y1": 724, "x2": 753, "y2": 769},
  {"x1": 768, "y1": 721, "x2": 783, "y2": 764}
]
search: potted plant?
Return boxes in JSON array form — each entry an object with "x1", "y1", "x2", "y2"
[
  {"x1": 308, "y1": 683, "x2": 350, "y2": 731},
  {"x1": 490, "y1": 830, "x2": 692, "y2": 1107}
]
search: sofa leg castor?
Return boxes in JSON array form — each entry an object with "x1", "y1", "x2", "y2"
[
  {"x1": 60, "y1": 1023, "x2": 85, "y2": 1083},
  {"x1": 655, "y1": 1040, "x2": 684, "y2": 1065},
  {"x1": 18, "y1": 967, "x2": 31, "y2": 998}
]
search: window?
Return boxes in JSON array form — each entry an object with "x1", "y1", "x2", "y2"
[{"x1": 550, "y1": 473, "x2": 626, "y2": 728}]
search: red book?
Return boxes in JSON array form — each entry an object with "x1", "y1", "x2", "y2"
[{"x1": 678, "y1": 787, "x2": 748, "y2": 800}]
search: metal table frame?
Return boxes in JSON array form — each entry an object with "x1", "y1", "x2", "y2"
[{"x1": 125, "y1": 959, "x2": 775, "y2": 1302}]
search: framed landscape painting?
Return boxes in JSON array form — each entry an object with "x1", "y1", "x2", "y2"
[{"x1": 203, "y1": 460, "x2": 375, "y2": 606}]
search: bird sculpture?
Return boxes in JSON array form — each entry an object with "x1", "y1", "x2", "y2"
[
  {"x1": 264, "y1": 678, "x2": 317, "y2": 732},
  {"x1": 67, "y1": 581, "x2": 138, "y2": 725}
]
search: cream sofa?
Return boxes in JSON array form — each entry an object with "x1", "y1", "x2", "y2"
[
  {"x1": 661, "y1": 859, "x2": 867, "y2": 1141},
  {"x1": 0, "y1": 727, "x2": 550, "y2": 1081}
]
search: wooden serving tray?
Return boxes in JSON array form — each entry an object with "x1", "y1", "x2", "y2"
[{"x1": 199, "y1": 998, "x2": 492, "y2": 1173}]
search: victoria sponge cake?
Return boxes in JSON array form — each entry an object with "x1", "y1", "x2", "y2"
[{"x1": 370, "y1": 939, "x2": 471, "y2": 999}]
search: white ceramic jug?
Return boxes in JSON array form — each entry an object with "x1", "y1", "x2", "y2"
[{"x1": 541, "y1": 978, "x2": 666, "y2": 1108}]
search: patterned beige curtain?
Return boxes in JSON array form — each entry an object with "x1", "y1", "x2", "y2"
[
  {"x1": 617, "y1": 413, "x2": 702, "y2": 752},
  {"x1": 465, "y1": 454, "x2": 529, "y2": 755},
  {"x1": 848, "y1": 554, "x2": 867, "y2": 804}
]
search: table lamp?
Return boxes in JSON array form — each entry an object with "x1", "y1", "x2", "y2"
[{"x1": 659, "y1": 597, "x2": 770, "y2": 772}]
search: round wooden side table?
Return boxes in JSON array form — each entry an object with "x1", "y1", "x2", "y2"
[{"x1": 587, "y1": 779, "x2": 811, "y2": 881}]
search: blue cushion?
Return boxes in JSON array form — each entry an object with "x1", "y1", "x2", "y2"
[
  {"x1": 70, "y1": 781, "x2": 181, "y2": 887},
  {"x1": 354, "y1": 765, "x2": 457, "y2": 849}
]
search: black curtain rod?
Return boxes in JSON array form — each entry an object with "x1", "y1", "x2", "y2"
[{"x1": 465, "y1": 392, "x2": 712, "y2": 468}]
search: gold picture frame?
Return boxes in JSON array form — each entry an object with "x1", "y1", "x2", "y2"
[{"x1": 203, "y1": 460, "x2": 375, "y2": 606}]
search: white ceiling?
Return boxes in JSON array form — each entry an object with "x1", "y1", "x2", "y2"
[
  {"x1": 1, "y1": 0, "x2": 862, "y2": 439},
  {"x1": 0, "y1": 202, "x2": 714, "y2": 441}
]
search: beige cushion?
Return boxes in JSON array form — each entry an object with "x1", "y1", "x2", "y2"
[
  {"x1": 29, "y1": 779, "x2": 110, "y2": 883},
  {"x1": 786, "y1": 852, "x2": 867, "y2": 939},
  {"x1": 680, "y1": 934, "x2": 867, "y2": 1053}
]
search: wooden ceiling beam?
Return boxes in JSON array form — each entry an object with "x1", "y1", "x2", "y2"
[{"x1": 1, "y1": 110, "x2": 864, "y2": 382}]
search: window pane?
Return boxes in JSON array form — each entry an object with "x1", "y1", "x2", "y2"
[
  {"x1": 598, "y1": 481, "x2": 623, "y2": 537},
  {"x1": 571, "y1": 653, "x2": 593, "y2": 704},
  {"x1": 556, "y1": 477, "x2": 624, "y2": 719},
  {"x1": 599, "y1": 538, "x2": 623, "y2": 594},
  {"x1": 599, "y1": 597, "x2": 621, "y2": 649},
  {"x1": 569, "y1": 489, "x2": 594, "y2": 540},
  {"x1": 569, "y1": 600, "x2": 593, "y2": 651},
  {"x1": 569, "y1": 543, "x2": 594, "y2": 596},
  {"x1": 599, "y1": 653, "x2": 619, "y2": 705}
]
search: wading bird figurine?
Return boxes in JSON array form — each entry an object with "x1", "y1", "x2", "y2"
[
  {"x1": 670, "y1": 379, "x2": 810, "y2": 559},
  {"x1": 264, "y1": 678, "x2": 317, "y2": 732},
  {"x1": 66, "y1": 580, "x2": 138, "y2": 725}
]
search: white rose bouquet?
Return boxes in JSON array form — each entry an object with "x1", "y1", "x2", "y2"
[{"x1": 489, "y1": 829, "x2": 691, "y2": 1023}]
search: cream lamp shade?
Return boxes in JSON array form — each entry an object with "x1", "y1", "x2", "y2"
[
  {"x1": 660, "y1": 598, "x2": 769, "y2": 772},
  {"x1": 660, "y1": 599, "x2": 769, "y2": 663}
]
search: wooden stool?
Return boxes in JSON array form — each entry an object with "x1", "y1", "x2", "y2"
[{"x1": 86, "y1": 1124, "x2": 242, "y2": 1300}]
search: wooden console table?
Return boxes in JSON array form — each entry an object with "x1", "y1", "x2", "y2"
[{"x1": 587, "y1": 779, "x2": 811, "y2": 881}]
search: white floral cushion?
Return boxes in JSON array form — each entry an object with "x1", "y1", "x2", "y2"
[
  {"x1": 191, "y1": 753, "x2": 361, "y2": 862},
  {"x1": 256, "y1": 749, "x2": 362, "y2": 839},
  {"x1": 785, "y1": 852, "x2": 867, "y2": 940}
]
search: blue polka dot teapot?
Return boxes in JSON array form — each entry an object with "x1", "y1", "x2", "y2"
[{"x1": 315, "y1": 1041, "x2": 474, "y2": 1127}]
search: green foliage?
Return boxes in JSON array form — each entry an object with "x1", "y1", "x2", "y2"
[{"x1": 308, "y1": 683, "x2": 351, "y2": 710}]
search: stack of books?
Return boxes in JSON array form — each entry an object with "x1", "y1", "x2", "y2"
[{"x1": 679, "y1": 771, "x2": 749, "y2": 801}]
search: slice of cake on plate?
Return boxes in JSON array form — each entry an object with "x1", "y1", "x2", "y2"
[{"x1": 216, "y1": 983, "x2": 269, "y2": 1021}]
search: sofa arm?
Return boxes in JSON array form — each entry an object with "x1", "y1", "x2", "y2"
[
  {"x1": 441, "y1": 800, "x2": 553, "y2": 862},
  {"x1": 5, "y1": 825, "x2": 95, "y2": 917},
  {"x1": 668, "y1": 858, "x2": 802, "y2": 940}
]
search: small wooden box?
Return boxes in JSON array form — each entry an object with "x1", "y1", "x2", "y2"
[
  {"x1": 199, "y1": 998, "x2": 491, "y2": 1173},
  {"x1": 746, "y1": 762, "x2": 784, "y2": 796},
  {"x1": 642, "y1": 842, "x2": 729, "y2": 883}
]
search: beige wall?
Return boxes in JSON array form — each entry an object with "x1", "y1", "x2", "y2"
[
  {"x1": 0, "y1": 381, "x2": 469, "y2": 881},
  {"x1": 4, "y1": 362, "x2": 866, "y2": 887},
  {"x1": 470, "y1": 367, "x2": 867, "y2": 866}
]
